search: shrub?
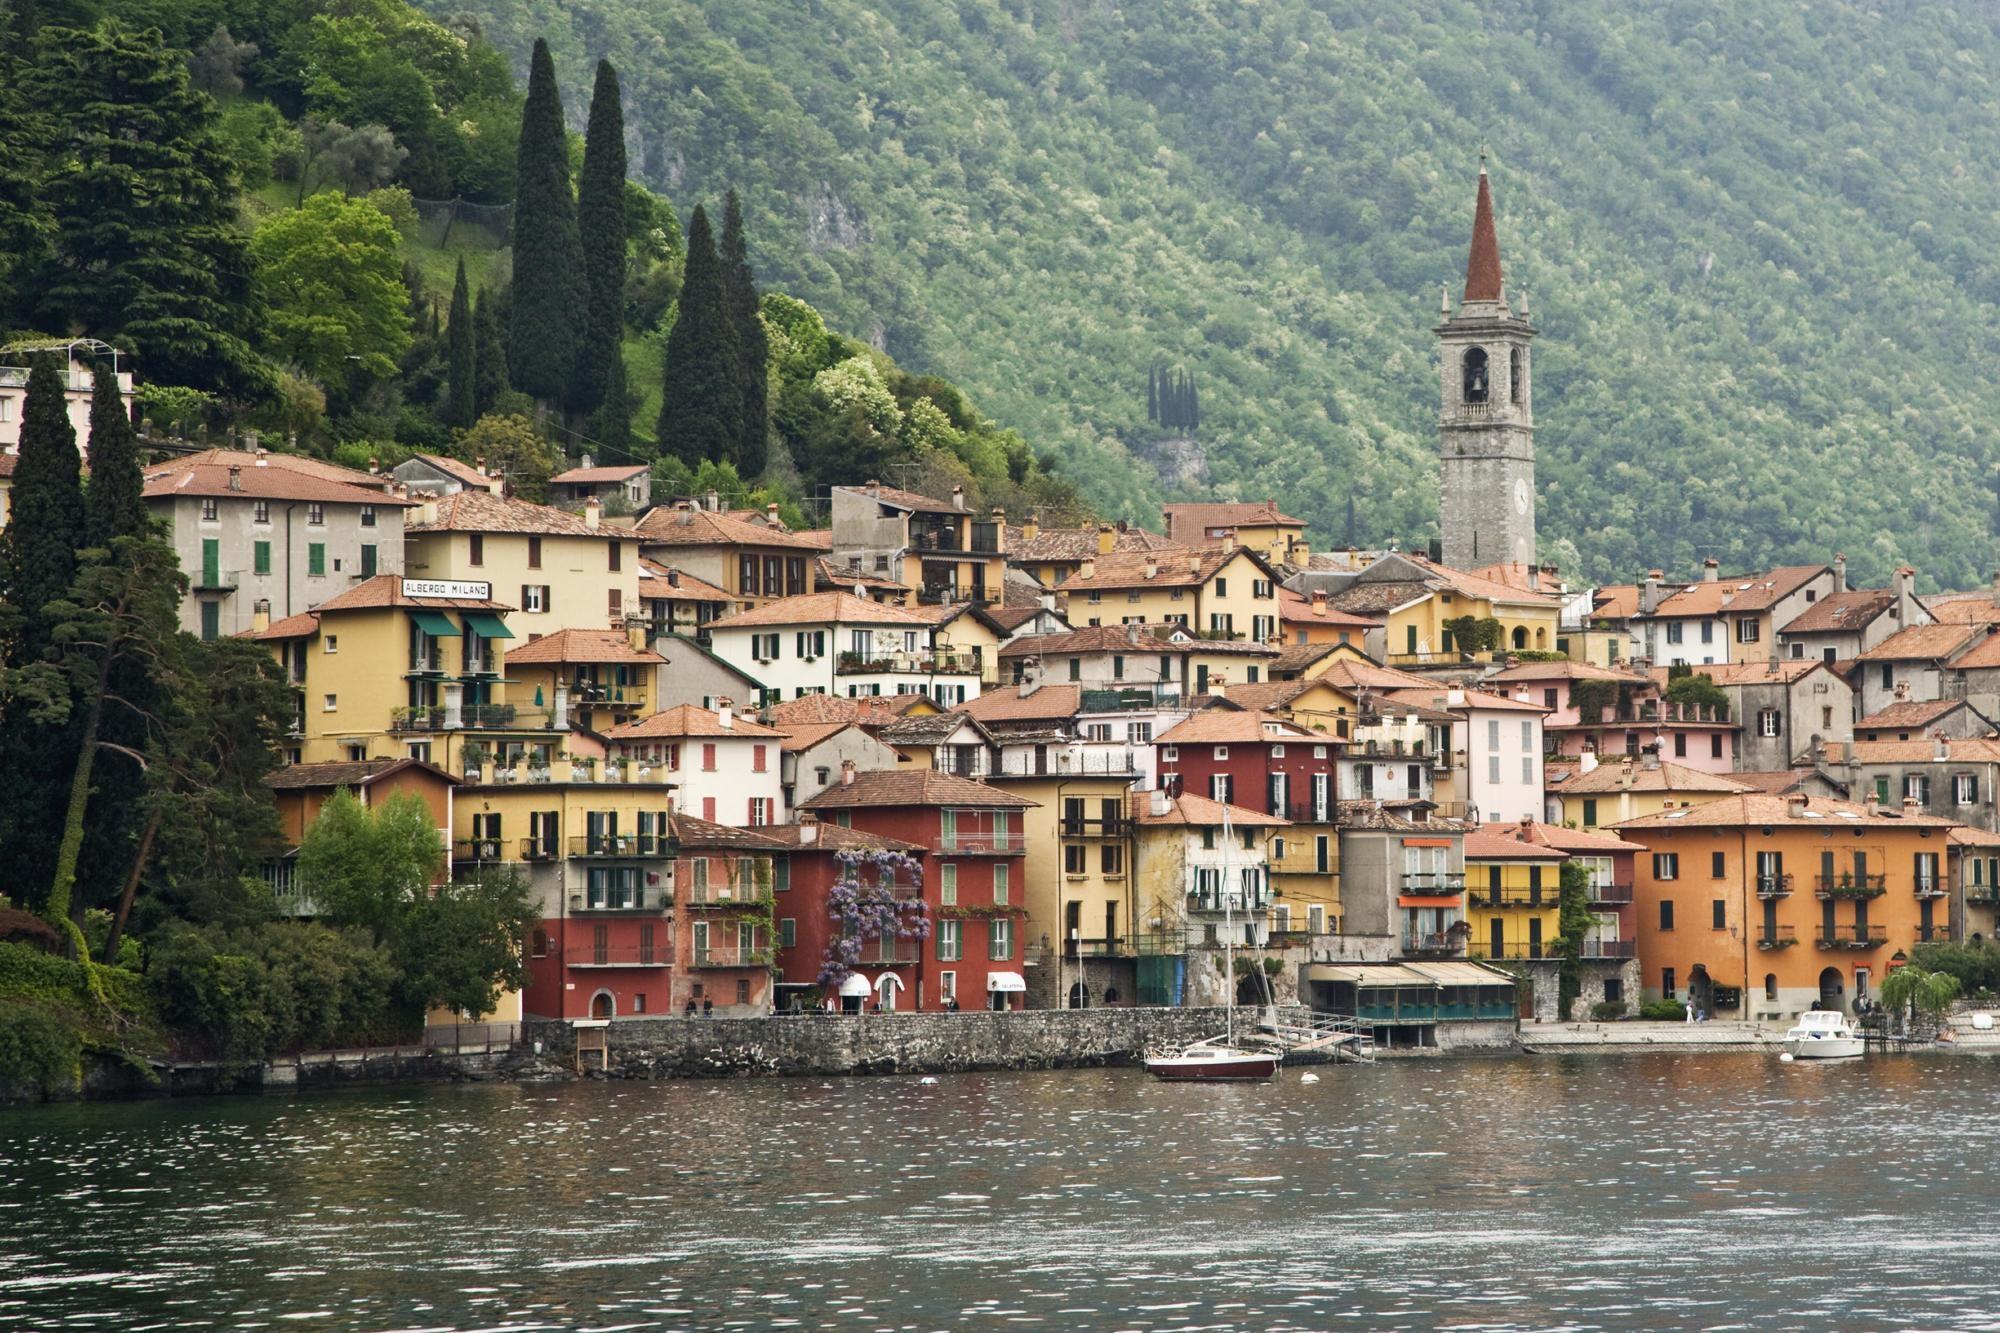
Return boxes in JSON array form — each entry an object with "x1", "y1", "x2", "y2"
[
  {"x1": 1591, "y1": 1000, "x2": 1629, "y2": 1021},
  {"x1": 146, "y1": 922, "x2": 405, "y2": 1060},
  {"x1": 1638, "y1": 998, "x2": 1687, "y2": 1021},
  {"x1": 0, "y1": 1002, "x2": 81, "y2": 1097}
]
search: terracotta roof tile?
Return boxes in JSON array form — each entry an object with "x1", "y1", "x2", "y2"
[
  {"x1": 294, "y1": 574, "x2": 513, "y2": 615},
  {"x1": 263, "y1": 758, "x2": 456, "y2": 789},
  {"x1": 765, "y1": 693, "x2": 933, "y2": 726},
  {"x1": 1593, "y1": 585, "x2": 1641, "y2": 620},
  {"x1": 1856, "y1": 623, "x2": 1980, "y2": 663},
  {"x1": 1844, "y1": 738, "x2": 2000, "y2": 765},
  {"x1": 799, "y1": 768, "x2": 1037, "y2": 809},
  {"x1": 708, "y1": 591, "x2": 930, "y2": 630},
  {"x1": 1653, "y1": 565, "x2": 1828, "y2": 617},
  {"x1": 1614, "y1": 792, "x2": 1954, "y2": 830},
  {"x1": 1728, "y1": 769, "x2": 1827, "y2": 796},
  {"x1": 755, "y1": 823, "x2": 925, "y2": 852},
  {"x1": 1559, "y1": 759, "x2": 1758, "y2": 795},
  {"x1": 1277, "y1": 590, "x2": 1380, "y2": 628},
  {"x1": 1382, "y1": 687, "x2": 1549, "y2": 714},
  {"x1": 550, "y1": 464, "x2": 648, "y2": 484},
  {"x1": 835, "y1": 483, "x2": 962, "y2": 515},
  {"x1": 637, "y1": 558, "x2": 733, "y2": 602},
  {"x1": 1132, "y1": 790, "x2": 1290, "y2": 827},
  {"x1": 1155, "y1": 710, "x2": 1316, "y2": 744},
  {"x1": 1008, "y1": 525, "x2": 1183, "y2": 562},
  {"x1": 1462, "y1": 827, "x2": 1567, "y2": 861},
  {"x1": 503, "y1": 628, "x2": 665, "y2": 666},
  {"x1": 1042, "y1": 546, "x2": 1253, "y2": 593},
  {"x1": 957, "y1": 683, "x2": 1083, "y2": 723},
  {"x1": 1510, "y1": 819, "x2": 1648, "y2": 854},
  {"x1": 813, "y1": 555, "x2": 909, "y2": 593},
  {"x1": 1647, "y1": 660, "x2": 1831, "y2": 687},
  {"x1": 776, "y1": 721, "x2": 862, "y2": 752},
  {"x1": 1941, "y1": 628, "x2": 2000, "y2": 670},
  {"x1": 1487, "y1": 660, "x2": 1650, "y2": 684},
  {"x1": 405, "y1": 453, "x2": 493, "y2": 488},
  {"x1": 633, "y1": 504, "x2": 827, "y2": 550},
  {"x1": 669, "y1": 813, "x2": 789, "y2": 849},
  {"x1": 1161, "y1": 501, "x2": 1306, "y2": 534},
  {"x1": 1334, "y1": 799, "x2": 1464, "y2": 832},
  {"x1": 1779, "y1": 589, "x2": 1897, "y2": 635},
  {"x1": 605, "y1": 703, "x2": 785, "y2": 740},
  {"x1": 408, "y1": 489, "x2": 608, "y2": 537},
  {"x1": 1855, "y1": 699, "x2": 1975, "y2": 732},
  {"x1": 1924, "y1": 593, "x2": 2000, "y2": 627},
  {"x1": 143, "y1": 455, "x2": 408, "y2": 507},
  {"x1": 250, "y1": 611, "x2": 321, "y2": 640}
]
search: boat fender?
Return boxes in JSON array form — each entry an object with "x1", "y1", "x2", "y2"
[
  {"x1": 1298, "y1": 1072, "x2": 1320, "y2": 1084},
  {"x1": 1779, "y1": 1053, "x2": 1795, "y2": 1063},
  {"x1": 918, "y1": 1076, "x2": 940, "y2": 1085}
]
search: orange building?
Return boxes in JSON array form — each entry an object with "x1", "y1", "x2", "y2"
[{"x1": 1618, "y1": 793, "x2": 1957, "y2": 1022}]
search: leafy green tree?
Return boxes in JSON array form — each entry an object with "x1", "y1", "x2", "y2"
[
  {"x1": 446, "y1": 259, "x2": 476, "y2": 430},
  {"x1": 393, "y1": 868, "x2": 534, "y2": 1018},
  {"x1": 290, "y1": 120, "x2": 406, "y2": 203},
  {"x1": 82, "y1": 362, "x2": 144, "y2": 550},
  {"x1": 720, "y1": 189, "x2": 770, "y2": 475},
  {"x1": 1663, "y1": 672, "x2": 1731, "y2": 717},
  {"x1": 1553, "y1": 861, "x2": 1595, "y2": 1020},
  {"x1": 656, "y1": 203, "x2": 741, "y2": 466},
  {"x1": 26, "y1": 21, "x2": 267, "y2": 400},
  {"x1": 1878, "y1": 964, "x2": 1961, "y2": 1035},
  {"x1": 571, "y1": 59, "x2": 628, "y2": 422},
  {"x1": 507, "y1": 38, "x2": 584, "y2": 410},
  {"x1": 297, "y1": 788, "x2": 442, "y2": 948},
  {"x1": 456, "y1": 413, "x2": 559, "y2": 503},
  {"x1": 249, "y1": 190, "x2": 413, "y2": 383}
]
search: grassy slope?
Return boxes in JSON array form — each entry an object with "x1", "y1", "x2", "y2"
[{"x1": 429, "y1": 0, "x2": 2000, "y2": 589}]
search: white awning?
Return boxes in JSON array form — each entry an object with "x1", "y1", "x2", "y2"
[
  {"x1": 875, "y1": 972, "x2": 905, "y2": 992},
  {"x1": 839, "y1": 974, "x2": 873, "y2": 998},
  {"x1": 987, "y1": 971, "x2": 1026, "y2": 993}
]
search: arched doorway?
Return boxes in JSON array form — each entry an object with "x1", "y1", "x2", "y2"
[
  {"x1": 875, "y1": 972, "x2": 904, "y2": 1013},
  {"x1": 589, "y1": 990, "x2": 614, "y2": 1019},
  {"x1": 1067, "y1": 980, "x2": 1091, "y2": 1009},
  {"x1": 1688, "y1": 965, "x2": 1714, "y2": 1019},
  {"x1": 839, "y1": 973, "x2": 870, "y2": 1014},
  {"x1": 1818, "y1": 967, "x2": 1845, "y2": 1013},
  {"x1": 1511, "y1": 625, "x2": 1529, "y2": 650}
]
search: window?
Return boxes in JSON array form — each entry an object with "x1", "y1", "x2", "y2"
[
  {"x1": 1674, "y1": 734, "x2": 1687, "y2": 758},
  {"x1": 1737, "y1": 618, "x2": 1760, "y2": 643},
  {"x1": 940, "y1": 864, "x2": 957, "y2": 906},
  {"x1": 1758, "y1": 709, "x2": 1782, "y2": 738},
  {"x1": 1487, "y1": 719, "x2": 1500, "y2": 750},
  {"x1": 989, "y1": 918, "x2": 1014, "y2": 961},
  {"x1": 1654, "y1": 853, "x2": 1680, "y2": 881},
  {"x1": 1101, "y1": 844, "x2": 1124, "y2": 875},
  {"x1": 360, "y1": 544, "x2": 377, "y2": 577},
  {"x1": 1666, "y1": 622, "x2": 1684, "y2": 645},
  {"x1": 306, "y1": 503, "x2": 324, "y2": 526},
  {"x1": 1488, "y1": 755, "x2": 1500, "y2": 784},
  {"x1": 323, "y1": 635, "x2": 338, "y2": 654},
  {"x1": 1210, "y1": 774, "x2": 1232, "y2": 803},
  {"x1": 1215, "y1": 578, "x2": 1228, "y2": 598},
  {"x1": 1068, "y1": 657, "x2": 1081, "y2": 681},
  {"x1": 1162, "y1": 746, "x2": 1178, "y2": 762},
  {"x1": 522, "y1": 585, "x2": 549, "y2": 614},
  {"x1": 200, "y1": 498, "x2": 218, "y2": 521},
  {"x1": 358, "y1": 504, "x2": 376, "y2": 528},
  {"x1": 1544, "y1": 688, "x2": 1559, "y2": 710},
  {"x1": 936, "y1": 920, "x2": 962, "y2": 961},
  {"x1": 779, "y1": 918, "x2": 797, "y2": 948},
  {"x1": 1710, "y1": 735, "x2": 1723, "y2": 760},
  {"x1": 253, "y1": 540, "x2": 271, "y2": 576},
  {"x1": 1957, "y1": 774, "x2": 1980, "y2": 806},
  {"x1": 253, "y1": 500, "x2": 270, "y2": 524},
  {"x1": 1789, "y1": 642, "x2": 1804, "y2": 659},
  {"x1": 1520, "y1": 720, "x2": 1533, "y2": 751},
  {"x1": 1462, "y1": 346, "x2": 1489, "y2": 402},
  {"x1": 993, "y1": 864, "x2": 1009, "y2": 905},
  {"x1": 1663, "y1": 968, "x2": 1677, "y2": 1000},
  {"x1": 322, "y1": 693, "x2": 338, "y2": 712},
  {"x1": 1711, "y1": 851, "x2": 1726, "y2": 878},
  {"x1": 1659, "y1": 900, "x2": 1675, "y2": 930},
  {"x1": 748, "y1": 798, "x2": 770, "y2": 826},
  {"x1": 1712, "y1": 899, "x2": 1727, "y2": 930},
  {"x1": 527, "y1": 536, "x2": 543, "y2": 569},
  {"x1": 1881, "y1": 662, "x2": 1895, "y2": 690},
  {"x1": 1064, "y1": 844, "x2": 1087, "y2": 875},
  {"x1": 608, "y1": 589, "x2": 622, "y2": 620},
  {"x1": 306, "y1": 543, "x2": 325, "y2": 577},
  {"x1": 609, "y1": 540, "x2": 622, "y2": 571},
  {"x1": 752, "y1": 744, "x2": 768, "y2": 773},
  {"x1": 1906, "y1": 774, "x2": 1930, "y2": 804},
  {"x1": 1581, "y1": 799, "x2": 1597, "y2": 826},
  {"x1": 701, "y1": 743, "x2": 717, "y2": 772},
  {"x1": 1213, "y1": 746, "x2": 1229, "y2": 761},
  {"x1": 468, "y1": 533, "x2": 484, "y2": 566},
  {"x1": 199, "y1": 601, "x2": 219, "y2": 641}
]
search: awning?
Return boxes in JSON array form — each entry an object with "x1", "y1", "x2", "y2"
[
  {"x1": 1402, "y1": 960, "x2": 1521, "y2": 987},
  {"x1": 460, "y1": 610, "x2": 514, "y2": 639},
  {"x1": 409, "y1": 609, "x2": 457, "y2": 638},
  {"x1": 876, "y1": 973, "x2": 905, "y2": 992},
  {"x1": 986, "y1": 971, "x2": 1026, "y2": 993},
  {"x1": 1307, "y1": 963, "x2": 1432, "y2": 988},
  {"x1": 839, "y1": 974, "x2": 873, "y2": 998}
]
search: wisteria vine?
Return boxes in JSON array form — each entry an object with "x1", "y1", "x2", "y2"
[{"x1": 817, "y1": 848, "x2": 930, "y2": 990}]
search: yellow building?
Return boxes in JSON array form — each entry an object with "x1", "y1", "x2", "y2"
[
  {"x1": 1045, "y1": 544, "x2": 1285, "y2": 644},
  {"x1": 829, "y1": 483, "x2": 1012, "y2": 607},
  {"x1": 995, "y1": 771, "x2": 1139, "y2": 1010},
  {"x1": 1320, "y1": 552, "x2": 1563, "y2": 665},
  {"x1": 406, "y1": 490, "x2": 641, "y2": 634},
  {"x1": 1161, "y1": 501, "x2": 1308, "y2": 566},
  {"x1": 1553, "y1": 755, "x2": 1759, "y2": 832},
  {"x1": 1462, "y1": 826, "x2": 1565, "y2": 963},
  {"x1": 631, "y1": 502, "x2": 822, "y2": 614},
  {"x1": 1007, "y1": 518, "x2": 1186, "y2": 589},
  {"x1": 502, "y1": 627, "x2": 665, "y2": 737}
]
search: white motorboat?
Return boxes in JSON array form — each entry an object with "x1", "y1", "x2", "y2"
[{"x1": 1783, "y1": 1010, "x2": 1864, "y2": 1059}]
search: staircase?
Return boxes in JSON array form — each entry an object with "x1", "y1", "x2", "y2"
[{"x1": 1255, "y1": 1005, "x2": 1378, "y2": 1065}]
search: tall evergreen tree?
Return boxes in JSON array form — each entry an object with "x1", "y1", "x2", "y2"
[
  {"x1": 656, "y1": 204, "x2": 741, "y2": 466},
  {"x1": 0, "y1": 46, "x2": 50, "y2": 331},
  {"x1": 571, "y1": 59, "x2": 627, "y2": 421},
  {"x1": 26, "y1": 23, "x2": 267, "y2": 400},
  {"x1": 507, "y1": 38, "x2": 585, "y2": 409},
  {"x1": 719, "y1": 190, "x2": 769, "y2": 475},
  {"x1": 0, "y1": 354, "x2": 84, "y2": 639},
  {"x1": 446, "y1": 259, "x2": 476, "y2": 429},
  {"x1": 83, "y1": 360, "x2": 144, "y2": 549},
  {"x1": 1146, "y1": 366, "x2": 1157, "y2": 423},
  {"x1": 472, "y1": 286, "x2": 509, "y2": 419}
]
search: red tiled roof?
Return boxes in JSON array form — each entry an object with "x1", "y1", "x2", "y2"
[
  {"x1": 835, "y1": 483, "x2": 963, "y2": 515},
  {"x1": 1653, "y1": 566, "x2": 1828, "y2": 618},
  {"x1": 1855, "y1": 699, "x2": 1975, "y2": 732},
  {"x1": 755, "y1": 823, "x2": 925, "y2": 853},
  {"x1": 503, "y1": 628, "x2": 665, "y2": 666},
  {"x1": 1856, "y1": 623, "x2": 1980, "y2": 663},
  {"x1": 282, "y1": 574, "x2": 512, "y2": 616},
  {"x1": 1042, "y1": 546, "x2": 1253, "y2": 593},
  {"x1": 605, "y1": 703, "x2": 784, "y2": 740},
  {"x1": 409, "y1": 489, "x2": 610, "y2": 536},
  {"x1": 708, "y1": 591, "x2": 929, "y2": 630},
  {"x1": 1614, "y1": 792, "x2": 1955, "y2": 830},
  {"x1": 765, "y1": 693, "x2": 933, "y2": 726},
  {"x1": 551, "y1": 464, "x2": 648, "y2": 484},
  {"x1": 1161, "y1": 501, "x2": 1306, "y2": 536},
  {"x1": 1462, "y1": 827, "x2": 1566, "y2": 862},
  {"x1": 263, "y1": 757, "x2": 458, "y2": 789},
  {"x1": 637, "y1": 558, "x2": 733, "y2": 602},
  {"x1": 669, "y1": 813, "x2": 789, "y2": 850},
  {"x1": 1155, "y1": 710, "x2": 1316, "y2": 744},
  {"x1": 1780, "y1": 589, "x2": 1897, "y2": 635},
  {"x1": 405, "y1": 453, "x2": 493, "y2": 488},
  {"x1": 1559, "y1": 759, "x2": 1757, "y2": 795},
  {"x1": 799, "y1": 768, "x2": 1038, "y2": 810},
  {"x1": 1463, "y1": 167, "x2": 1502, "y2": 302},
  {"x1": 957, "y1": 683, "x2": 1083, "y2": 723},
  {"x1": 143, "y1": 457, "x2": 407, "y2": 507},
  {"x1": 1008, "y1": 525, "x2": 1182, "y2": 563},
  {"x1": 633, "y1": 504, "x2": 826, "y2": 550},
  {"x1": 1277, "y1": 590, "x2": 1379, "y2": 628},
  {"x1": 1131, "y1": 790, "x2": 1289, "y2": 827}
]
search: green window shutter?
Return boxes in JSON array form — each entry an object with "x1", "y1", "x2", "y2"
[
  {"x1": 253, "y1": 540, "x2": 271, "y2": 575},
  {"x1": 200, "y1": 538, "x2": 219, "y2": 586},
  {"x1": 360, "y1": 544, "x2": 377, "y2": 576},
  {"x1": 1581, "y1": 798, "x2": 1597, "y2": 826},
  {"x1": 199, "y1": 600, "x2": 219, "y2": 641},
  {"x1": 307, "y1": 543, "x2": 326, "y2": 577}
]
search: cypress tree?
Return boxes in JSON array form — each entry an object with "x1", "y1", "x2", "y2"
[
  {"x1": 1147, "y1": 366, "x2": 1157, "y2": 423},
  {"x1": 473, "y1": 285, "x2": 508, "y2": 419},
  {"x1": 719, "y1": 190, "x2": 769, "y2": 475},
  {"x1": 447, "y1": 259, "x2": 476, "y2": 429},
  {"x1": 83, "y1": 361, "x2": 144, "y2": 549},
  {"x1": 571, "y1": 59, "x2": 627, "y2": 421},
  {"x1": 656, "y1": 204, "x2": 741, "y2": 466},
  {"x1": 507, "y1": 38, "x2": 585, "y2": 409},
  {"x1": 0, "y1": 354, "x2": 84, "y2": 637}
]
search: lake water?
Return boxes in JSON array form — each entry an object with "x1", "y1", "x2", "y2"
[{"x1": 3, "y1": 1054, "x2": 1999, "y2": 1331}]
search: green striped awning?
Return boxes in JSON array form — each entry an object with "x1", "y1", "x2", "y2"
[{"x1": 408, "y1": 609, "x2": 457, "y2": 638}]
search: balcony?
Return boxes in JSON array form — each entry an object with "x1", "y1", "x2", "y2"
[
  {"x1": 1914, "y1": 879, "x2": 1948, "y2": 901},
  {"x1": 1060, "y1": 936, "x2": 1132, "y2": 959},
  {"x1": 1188, "y1": 889, "x2": 1272, "y2": 914},
  {"x1": 1471, "y1": 889, "x2": 1557, "y2": 910},
  {"x1": 568, "y1": 834, "x2": 671, "y2": 858},
  {"x1": 1060, "y1": 818, "x2": 1129, "y2": 838},
  {"x1": 1401, "y1": 873, "x2": 1467, "y2": 896},
  {"x1": 569, "y1": 681, "x2": 645, "y2": 711},
  {"x1": 1755, "y1": 874, "x2": 1794, "y2": 900},
  {"x1": 192, "y1": 567, "x2": 240, "y2": 593},
  {"x1": 391, "y1": 703, "x2": 553, "y2": 733},
  {"x1": 684, "y1": 884, "x2": 761, "y2": 910},
  {"x1": 1581, "y1": 937, "x2": 1638, "y2": 959},
  {"x1": 1468, "y1": 944, "x2": 1550, "y2": 961},
  {"x1": 1078, "y1": 686, "x2": 1185, "y2": 714},
  {"x1": 570, "y1": 888, "x2": 669, "y2": 913},
  {"x1": 995, "y1": 750, "x2": 1141, "y2": 778},
  {"x1": 940, "y1": 836, "x2": 1025, "y2": 856},
  {"x1": 564, "y1": 945, "x2": 670, "y2": 968},
  {"x1": 1816, "y1": 925, "x2": 1888, "y2": 950},
  {"x1": 1402, "y1": 932, "x2": 1465, "y2": 958},
  {"x1": 1755, "y1": 925, "x2": 1798, "y2": 950},
  {"x1": 452, "y1": 838, "x2": 508, "y2": 863},
  {"x1": 1587, "y1": 880, "x2": 1634, "y2": 905},
  {"x1": 835, "y1": 649, "x2": 982, "y2": 676},
  {"x1": 1919, "y1": 925, "x2": 1954, "y2": 943},
  {"x1": 691, "y1": 946, "x2": 772, "y2": 969},
  {"x1": 1970, "y1": 886, "x2": 2000, "y2": 906},
  {"x1": 855, "y1": 940, "x2": 920, "y2": 965},
  {"x1": 1815, "y1": 875, "x2": 1887, "y2": 900}
]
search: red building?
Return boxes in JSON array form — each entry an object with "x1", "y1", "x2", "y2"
[
  {"x1": 799, "y1": 766, "x2": 1039, "y2": 1010},
  {"x1": 1156, "y1": 708, "x2": 1336, "y2": 819},
  {"x1": 761, "y1": 818, "x2": 928, "y2": 1012}
]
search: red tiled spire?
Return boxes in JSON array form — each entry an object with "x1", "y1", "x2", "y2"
[{"x1": 1463, "y1": 165, "x2": 1503, "y2": 303}]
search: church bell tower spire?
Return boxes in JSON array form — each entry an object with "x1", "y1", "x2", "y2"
[{"x1": 1436, "y1": 161, "x2": 1537, "y2": 572}]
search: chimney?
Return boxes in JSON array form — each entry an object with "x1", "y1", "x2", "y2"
[
  {"x1": 666, "y1": 568, "x2": 681, "y2": 588},
  {"x1": 840, "y1": 758, "x2": 856, "y2": 786},
  {"x1": 1022, "y1": 511, "x2": 1040, "y2": 542},
  {"x1": 716, "y1": 696, "x2": 734, "y2": 729},
  {"x1": 418, "y1": 497, "x2": 439, "y2": 526},
  {"x1": 1640, "y1": 744, "x2": 1660, "y2": 771},
  {"x1": 1150, "y1": 788, "x2": 1171, "y2": 818},
  {"x1": 676, "y1": 501, "x2": 694, "y2": 527},
  {"x1": 1786, "y1": 792, "x2": 1808, "y2": 819},
  {"x1": 1210, "y1": 672, "x2": 1227, "y2": 699},
  {"x1": 1292, "y1": 537, "x2": 1311, "y2": 565},
  {"x1": 1312, "y1": 589, "x2": 1328, "y2": 616},
  {"x1": 1991, "y1": 569, "x2": 2000, "y2": 610},
  {"x1": 251, "y1": 600, "x2": 270, "y2": 634},
  {"x1": 1641, "y1": 570, "x2": 1665, "y2": 615},
  {"x1": 766, "y1": 502, "x2": 780, "y2": 526},
  {"x1": 1126, "y1": 622, "x2": 1144, "y2": 645},
  {"x1": 1143, "y1": 559, "x2": 1158, "y2": 581},
  {"x1": 584, "y1": 496, "x2": 602, "y2": 530},
  {"x1": 580, "y1": 452, "x2": 595, "y2": 471},
  {"x1": 1577, "y1": 750, "x2": 1598, "y2": 775},
  {"x1": 1864, "y1": 787, "x2": 1879, "y2": 814},
  {"x1": 1189, "y1": 553, "x2": 1203, "y2": 577},
  {"x1": 1097, "y1": 523, "x2": 1116, "y2": 555},
  {"x1": 227, "y1": 464, "x2": 242, "y2": 491},
  {"x1": 705, "y1": 488, "x2": 720, "y2": 512},
  {"x1": 474, "y1": 455, "x2": 487, "y2": 476},
  {"x1": 628, "y1": 621, "x2": 646, "y2": 652},
  {"x1": 1222, "y1": 532, "x2": 1237, "y2": 554},
  {"x1": 1767, "y1": 654, "x2": 1780, "y2": 677},
  {"x1": 798, "y1": 812, "x2": 819, "y2": 844},
  {"x1": 1935, "y1": 731, "x2": 1950, "y2": 763},
  {"x1": 1895, "y1": 681, "x2": 1910, "y2": 702},
  {"x1": 1896, "y1": 565, "x2": 1916, "y2": 605},
  {"x1": 1526, "y1": 565, "x2": 1539, "y2": 592},
  {"x1": 1079, "y1": 558, "x2": 1095, "y2": 581},
  {"x1": 367, "y1": 456, "x2": 380, "y2": 475},
  {"x1": 1903, "y1": 793, "x2": 1921, "y2": 813},
  {"x1": 1833, "y1": 553, "x2": 1847, "y2": 593},
  {"x1": 865, "y1": 479, "x2": 881, "y2": 498},
  {"x1": 1702, "y1": 557, "x2": 1719, "y2": 583}
]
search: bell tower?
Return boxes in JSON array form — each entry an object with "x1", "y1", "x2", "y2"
[{"x1": 1437, "y1": 163, "x2": 1537, "y2": 572}]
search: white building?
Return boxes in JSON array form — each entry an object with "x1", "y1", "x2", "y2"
[
  {"x1": 604, "y1": 702, "x2": 788, "y2": 828},
  {"x1": 704, "y1": 591, "x2": 983, "y2": 707},
  {"x1": 0, "y1": 339, "x2": 134, "y2": 455},
  {"x1": 1389, "y1": 686, "x2": 1548, "y2": 825}
]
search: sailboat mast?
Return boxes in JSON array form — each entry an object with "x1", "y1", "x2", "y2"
[{"x1": 1222, "y1": 804, "x2": 1234, "y2": 1046}]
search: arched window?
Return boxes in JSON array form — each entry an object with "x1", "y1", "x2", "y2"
[
  {"x1": 1509, "y1": 346, "x2": 1524, "y2": 405},
  {"x1": 1764, "y1": 973, "x2": 1778, "y2": 1001},
  {"x1": 1511, "y1": 625, "x2": 1528, "y2": 650},
  {"x1": 1462, "y1": 348, "x2": 1489, "y2": 403}
]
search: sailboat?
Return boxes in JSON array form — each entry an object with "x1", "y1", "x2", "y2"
[{"x1": 1145, "y1": 802, "x2": 1280, "y2": 1082}]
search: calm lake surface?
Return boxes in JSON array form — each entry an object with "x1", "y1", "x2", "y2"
[{"x1": 3, "y1": 1054, "x2": 1999, "y2": 1331}]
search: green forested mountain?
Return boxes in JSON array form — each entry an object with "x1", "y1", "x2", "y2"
[{"x1": 432, "y1": 0, "x2": 2000, "y2": 588}]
